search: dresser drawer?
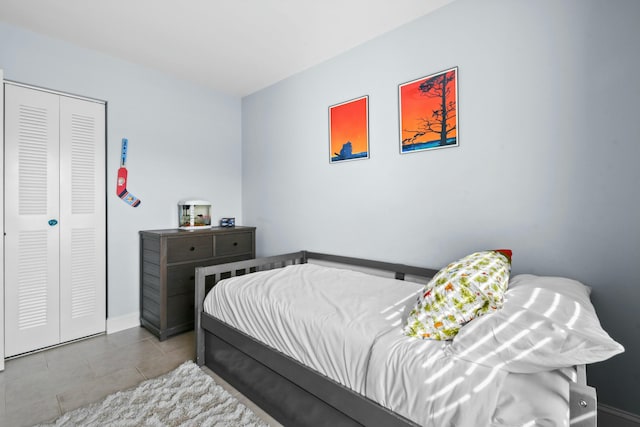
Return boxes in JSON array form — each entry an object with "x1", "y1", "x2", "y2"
[
  {"x1": 167, "y1": 263, "x2": 215, "y2": 297},
  {"x1": 167, "y1": 235, "x2": 213, "y2": 263},
  {"x1": 215, "y1": 232, "x2": 253, "y2": 257}
]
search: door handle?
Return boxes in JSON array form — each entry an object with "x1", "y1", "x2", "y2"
[{"x1": 48, "y1": 219, "x2": 58, "y2": 226}]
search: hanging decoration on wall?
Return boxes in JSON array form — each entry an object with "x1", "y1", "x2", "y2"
[
  {"x1": 116, "y1": 138, "x2": 142, "y2": 207},
  {"x1": 328, "y1": 95, "x2": 369, "y2": 163},
  {"x1": 399, "y1": 66, "x2": 458, "y2": 154}
]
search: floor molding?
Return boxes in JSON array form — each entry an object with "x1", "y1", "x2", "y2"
[
  {"x1": 599, "y1": 403, "x2": 640, "y2": 426},
  {"x1": 107, "y1": 312, "x2": 140, "y2": 334}
]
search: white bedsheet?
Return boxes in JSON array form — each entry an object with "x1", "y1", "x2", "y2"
[
  {"x1": 203, "y1": 263, "x2": 571, "y2": 426},
  {"x1": 490, "y1": 367, "x2": 572, "y2": 427},
  {"x1": 365, "y1": 327, "x2": 508, "y2": 426},
  {"x1": 365, "y1": 327, "x2": 572, "y2": 426},
  {"x1": 204, "y1": 263, "x2": 422, "y2": 394}
]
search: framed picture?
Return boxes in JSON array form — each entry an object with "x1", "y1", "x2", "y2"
[
  {"x1": 329, "y1": 95, "x2": 369, "y2": 163},
  {"x1": 399, "y1": 67, "x2": 458, "y2": 154}
]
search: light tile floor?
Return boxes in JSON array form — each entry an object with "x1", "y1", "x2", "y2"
[{"x1": 0, "y1": 327, "x2": 282, "y2": 427}]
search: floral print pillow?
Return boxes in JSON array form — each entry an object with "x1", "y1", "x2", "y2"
[{"x1": 404, "y1": 250, "x2": 512, "y2": 340}]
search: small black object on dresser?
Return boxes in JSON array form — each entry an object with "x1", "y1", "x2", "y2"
[
  {"x1": 139, "y1": 226, "x2": 256, "y2": 340},
  {"x1": 220, "y1": 217, "x2": 235, "y2": 227}
]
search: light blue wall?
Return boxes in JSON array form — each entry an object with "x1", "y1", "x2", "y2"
[
  {"x1": 242, "y1": 0, "x2": 640, "y2": 415},
  {"x1": 0, "y1": 22, "x2": 243, "y2": 319}
]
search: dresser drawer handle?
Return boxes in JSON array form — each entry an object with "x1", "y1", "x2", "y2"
[
  {"x1": 190, "y1": 276, "x2": 195, "y2": 281},
  {"x1": 190, "y1": 246, "x2": 195, "y2": 251},
  {"x1": 233, "y1": 242, "x2": 238, "y2": 246}
]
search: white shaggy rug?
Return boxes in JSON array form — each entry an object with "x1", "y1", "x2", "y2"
[{"x1": 39, "y1": 361, "x2": 268, "y2": 427}]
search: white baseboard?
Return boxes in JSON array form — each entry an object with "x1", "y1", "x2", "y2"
[
  {"x1": 106, "y1": 312, "x2": 140, "y2": 334},
  {"x1": 599, "y1": 403, "x2": 640, "y2": 426}
]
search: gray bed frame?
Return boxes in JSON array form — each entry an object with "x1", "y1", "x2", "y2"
[{"x1": 194, "y1": 250, "x2": 598, "y2": 427}]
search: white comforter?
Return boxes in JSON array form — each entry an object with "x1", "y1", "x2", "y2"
[{"x1": 203, "y1": 263, "x2": 570, "y2": 426}]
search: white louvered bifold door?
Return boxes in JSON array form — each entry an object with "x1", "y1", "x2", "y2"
[
  {"x1": 4, "y1": 85, "x2": 106, "y2": 357},
  {"x1": 59, "y1": 96, "x2": 106, "y2": 342},
  {"x1": 5, "y1": 85, "x2": 61, "y2": 356}
]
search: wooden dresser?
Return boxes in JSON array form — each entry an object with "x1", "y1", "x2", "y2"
[{"x1": 139, "y1": 226, "x2": 256, "y2": 340}]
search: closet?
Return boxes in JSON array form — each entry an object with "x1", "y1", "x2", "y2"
[{"x1": 4, "y1": 83, "x2": 106, "y2": 357}]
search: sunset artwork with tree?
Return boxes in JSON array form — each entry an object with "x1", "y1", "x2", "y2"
[
  {"x1": 329, "y1": 95, "x2": 369, "y2": 163},
  {"x1": 399, "y1": 67, "x2": 458, "y2": 153}
]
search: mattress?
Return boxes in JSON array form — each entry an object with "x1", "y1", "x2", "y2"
[{"x1": 203, "y1": 263, "x2": 571, "y2": 426}]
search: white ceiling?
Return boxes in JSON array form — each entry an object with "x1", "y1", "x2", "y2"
[{"x1": 0, "y1": 0, "x2": 455, "y2": 96}]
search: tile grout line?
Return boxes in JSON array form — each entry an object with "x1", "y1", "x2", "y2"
[
  {"x1": 50, "y1": 355, "x2": 63, "y2": 418},
  {"x1": 55, "y1": 393, "x2": 64, "y2": 418},
  {"x1": 145, "y1": 336, "x2": 169, "y2": 355},
  {"x1": 137, "y1": 366, "x2": 150, "y2": 381}
]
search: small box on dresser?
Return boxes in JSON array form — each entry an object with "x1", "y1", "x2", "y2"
[{"x1": 139, "y1": 226, "x2": 256, "y2": 340}]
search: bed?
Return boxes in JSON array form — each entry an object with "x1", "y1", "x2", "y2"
[{"x1": 194, "y1": 250, "x2": 621, "y2": 427}]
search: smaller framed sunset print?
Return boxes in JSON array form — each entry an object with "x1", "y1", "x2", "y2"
[
  {"x1": 399, "y1": 67, "x2": 458, "y2": 154},
  {"x1": 329, "y1": 95, "x2": 369, "y2": 163}
]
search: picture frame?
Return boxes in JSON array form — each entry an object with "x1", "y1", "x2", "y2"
[
  {"x1": 398, "y1": 67, "x2": 458, "y2": 154},
  {"x1": 328, "y1": 95, "x2": 369, "y2": 163}
]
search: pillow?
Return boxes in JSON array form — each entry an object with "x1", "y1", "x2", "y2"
[
  {"x1": 403, "y1": 250, "x2": 512, "y2": 341},
  {"x1": 448, "y1": 274, "x2": 624, "y2": 373},
  {"x1": 509, "y1": 273, "x2": 593, "y2": 308}
]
